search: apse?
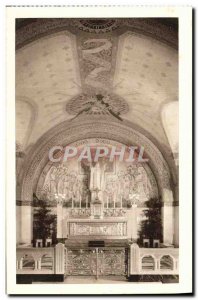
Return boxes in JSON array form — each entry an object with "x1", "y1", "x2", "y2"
[{"x1": 36, "y1": 140, "x2": 158, "y2": 209}]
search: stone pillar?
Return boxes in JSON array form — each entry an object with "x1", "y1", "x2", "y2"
[
  {"x1": 173, "y1": 182, "x2": 179, "y2": 247},
  {"x1": 20, "y1": 203, "x2": 33, "y2": 245},
  {"x1": 129, "y1": 243, "x2": 140, "y2": 275},
  {"x1": 174, "y1": 204, "x2": 179, "y2": 247},
  {"x1": 162, "y1": 189, "x2": 174, "y2": 245},
  {"x1": 16, "y1": 204, "x2": 21, "y2": 245},
  {"x1": 156, "y1": 259, "x2": 160, "y2": 271},
  {"x1": 37, "y1": 258, "x2": 41, "y2": 270},
  {"x1": 131, "y1": 204, "x2": 138, "y2": 241},
  {"x1": 126, "y1": 209, "x2": 133, "y2": 239},
  {"x1": 57, "y1": 200, "x2": 63, "y2": 239},
  {"x1": 19, "y1": 258, "x2": 23, "y2": 270},
  {"x1": 55, "y1": 243, "x2": 65, "y2": 274}
]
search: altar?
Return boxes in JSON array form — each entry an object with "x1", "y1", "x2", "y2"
[{"x1": 68, "y1": 219, "x2": 127, "y2": 237}]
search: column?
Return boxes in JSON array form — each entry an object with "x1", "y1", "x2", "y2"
[
  {"x1": 174, "y1": 184, "x2": 179, "y2": 247},
  {"x1": 162, "y1": 189, "x2": 174, "y2": 245},
  {"x1": 129, "y1": 243, "x2": 140, "y2": 275},
  {"x1": 131, "y1": 203, "x2": 138, "y2": 242},
  {"x1": 37, "y1": 258, "x2": 41, "y2": 270},
  {"x1": 174, "y1": 204, "x2": 179, "y2": 247},
  {"x1": 19, "y1": 258, "x2": 23, "y2": 270},
  {"x1": 20, "y1": 202, "x2": 33, "y2": 245},
  {"x1": 55, "y1": 243, "x2": 65, "y2": 274},
  {"x1": 16, "y1": 204, "x2": 21, "y2": 244},
  {"x1": 57, "y1": 199, "x2": 63, "y2": 239},
  {"x1": 16, "y1": 260, "x2": 19, "y2": 270},
  {"x1": 156, "y1": 259, "x2": 160, "y2": 271}
]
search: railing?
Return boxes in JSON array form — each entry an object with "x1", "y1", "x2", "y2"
[
  {"x1": 129, "y1": 243, "x2": 179, "y2": 275},
  {"x1": 16, "y1": 243, "x2": 65, "y2": 275},
  {"x1": 16, "y1": 243, "x2": 179, "y2": 278}
]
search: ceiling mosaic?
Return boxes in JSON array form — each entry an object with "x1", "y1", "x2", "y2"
[{"x1": 16, "y1": 19, "x2": 178, "y2": 153}]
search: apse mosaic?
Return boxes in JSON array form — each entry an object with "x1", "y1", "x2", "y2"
[{"x1": 36, "y1": 141, "x2": 158, "y2": 208}]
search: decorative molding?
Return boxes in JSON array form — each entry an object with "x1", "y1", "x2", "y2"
[
  {"x1": 68, "y1": 221, "x2": 127, "y2": 236},
  {"x1": 16, "y1": 19, "x2": 177, "y2": 50},
  {"x1": 74, "y1": 19, "x2": 121, "y2": 33},
  {"x1": 103, "y1": 208, "x2": 126, "y2": 217},
  {"x1": 66, "y1": 93, "x2": 129, "y2": 119},
  {"x1": 69, "y1": 208, "x2": 91, "y2": 218}
]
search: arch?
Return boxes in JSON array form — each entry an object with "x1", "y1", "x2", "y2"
[
  {"x1": 141, "y1": 255, "x2": 155, "y2": 270},
  {"x1": 160, "y1": 255, "x2": 174, "y2": 270},
  {"x1": 20, "y1": 117, "x2": 173, "y2": 202}
]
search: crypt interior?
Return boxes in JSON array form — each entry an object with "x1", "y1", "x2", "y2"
[{"x1": 16, "y1": 18, "x2": 179, "y2": 282}]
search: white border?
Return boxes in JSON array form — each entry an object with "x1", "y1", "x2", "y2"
[{"x1": 6, "y1": 6, "x2": 192, "y2": 295}]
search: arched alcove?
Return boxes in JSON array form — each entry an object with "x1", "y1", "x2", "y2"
[
  {"x1": 141, "y1": 255, "x2": 155, "y2": 270},
  {"x1": 160, "y1": 255, "x2": 174, "y2": 270},
  {"x1": 20, "y1": 117, "x2": 173, "y2": 202},
  {"x1": 17, "y1": 116, "x2": 177, "y2": 245}
]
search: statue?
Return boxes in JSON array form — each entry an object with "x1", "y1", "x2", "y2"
[
  {"x1": 89, "y1": 162, "x2": 101, "y2": 191},
  {"x1": 89, "y1": 159, "x2": 108, "y2": 203}
]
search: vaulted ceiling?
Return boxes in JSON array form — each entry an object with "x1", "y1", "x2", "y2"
[{"x1": 16, "y1": 18, "x2": 178, "y2": 157}]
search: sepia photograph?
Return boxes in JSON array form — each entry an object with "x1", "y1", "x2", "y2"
[{"x1": 6, "y1": 6, "x2": 192, "y2": 295}]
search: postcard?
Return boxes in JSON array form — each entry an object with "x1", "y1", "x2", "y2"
[{"x1": 6, "y1": 6, "x2": 192, "y2": 295}]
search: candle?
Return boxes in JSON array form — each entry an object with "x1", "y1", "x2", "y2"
[{"x1": 72, "y1": 197, "x2": 74, "y2": 209}]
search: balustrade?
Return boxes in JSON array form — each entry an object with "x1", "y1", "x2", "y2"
[{"x1": 16, "y1": 243, "x2": 179, "y2": 277}]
